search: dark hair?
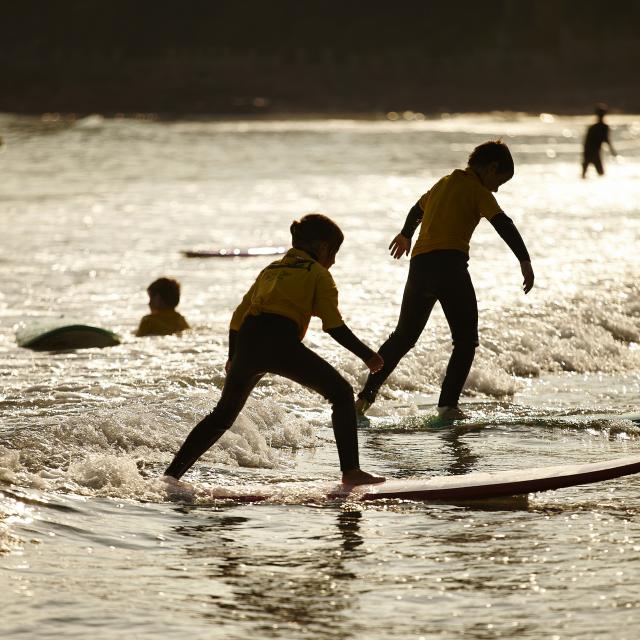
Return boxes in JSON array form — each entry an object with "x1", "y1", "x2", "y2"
[
  {"x1": 290, "y1": 213, "x2": 344, "y2": 256},
  {"x1": 595, "y1": 102, "x2": 608, "y2": 117},
  {"x1": 147, "y1": 277, "x2": 181, "y2": 308},
  {"x1": 468, "y1": 140, "x2": 514, "y2": 176}
]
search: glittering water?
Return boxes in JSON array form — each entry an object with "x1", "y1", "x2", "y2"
[{"x1": 1, "y1": 112, "x2": 640, "y2": 639}]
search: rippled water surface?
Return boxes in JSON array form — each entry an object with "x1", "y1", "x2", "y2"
[{"x1": 1, "y1": 112, "x2": 640, "y2": 639}]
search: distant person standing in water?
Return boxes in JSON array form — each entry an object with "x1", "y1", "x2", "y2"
[
  {"x1": 356, "y1": 141, "x2": 534, "y2": 421},
  {"x1": 582, "y1": 103, "x2": 616, "y2": 178}
]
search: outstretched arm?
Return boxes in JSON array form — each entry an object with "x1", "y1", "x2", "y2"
[
  {"x1": 400, "y1": 201, "x2": 423, "y2": 239},
  {"x1": 606, "y1": 137, "x2": 617, "y2": 156},
  {"x1": 489, "y1": 212, "x2": 534, "y2": 293},
  {"x1": 315, "y1": 269, "x2": 384, "y2": 372},
  {"x1": 604, "y1": 124, "x2": 616, "y2": 156},
  {"x1": 327, "y1": 325, "x2": 383, "y2": 372},
  {"x1": 390, "y1": 201, "x2": 423, "y2": 259}
]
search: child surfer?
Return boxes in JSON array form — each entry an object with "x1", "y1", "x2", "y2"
[
  {"x1": 356, "y1": 141, "x2": 534, "y2": 420},
  {"x1": 164, "y1": 214, "x2": 385, "y2": 486}
]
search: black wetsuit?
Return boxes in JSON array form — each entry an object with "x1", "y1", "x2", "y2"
[
  {"x1": 165, "y1": 313, "x2": 374, "y2": 480},
  {"x1": 583, "y1": 122, "x2": 610, "y2": 175},
  {"x1": 358, "y1": 205, "x2": 529, "y2": 408}
]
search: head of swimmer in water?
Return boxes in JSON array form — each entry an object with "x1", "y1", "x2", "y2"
[
  {"x1": 468, "y1": 140, "x2": 514, "y2": 193},
  {"x1": 147, "y1": 277, "x2": 181, "y2": 312},
  {"x1": 290, "y1": 213, "x2": 344, "y2": 269}
]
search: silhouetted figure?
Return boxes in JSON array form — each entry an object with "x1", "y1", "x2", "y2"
[
  {"x1": 582, "y1": 103, "x2": 616, "y2": 178},
  {"x1": 355, "y1": 141, "x2": 534, "y2": 422}
]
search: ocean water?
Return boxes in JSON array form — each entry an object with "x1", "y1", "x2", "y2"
[{"x1": 1, "y1": 112, "x2": 640, "y2": 639}]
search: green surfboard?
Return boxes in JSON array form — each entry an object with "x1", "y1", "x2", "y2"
[{"x1": 17, "y1": 320, "x2": 121, "y2": 351}]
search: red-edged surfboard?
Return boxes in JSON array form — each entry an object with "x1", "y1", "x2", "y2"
[
  {"x1": 182, "y1": 246, "x2": 287, "y2": 258},
  {"x1": 194, "y1": 454, "x2": 640, "y2": 503}
]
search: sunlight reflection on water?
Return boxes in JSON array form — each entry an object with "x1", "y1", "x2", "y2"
[{"x1": 1, "y1": 112, "x2": 639, "y2": 639}]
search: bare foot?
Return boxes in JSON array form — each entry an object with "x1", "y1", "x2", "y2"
[
  {"x1": 342, "y1": 469, "x2": 385, "y2": 486},
  {"x1": 436, "y1": 405, "x2": 469, "y2": 420},
  {"x1": 355, "y1": 397, "x2": 371, "y2": 416},
  {"x1": 161, "y1": 474, "x2": 196, "y2": 499}
]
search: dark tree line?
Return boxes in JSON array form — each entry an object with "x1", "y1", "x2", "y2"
[{"x1": 2, "y1": 0, "x2": 638, "y2": 114}]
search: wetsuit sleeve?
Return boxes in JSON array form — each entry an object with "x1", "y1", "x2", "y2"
[
  {"x1": 230, "y1": 278, "x2": 259, "y2": 331},
  {"x1": 327, "y1": 324, "x2": 376, "y2": 362},
  {"x1": 312, "y1": 269, "x2": 344, "y2": 331},
  {"x1": 400, "y1": 200, "x2": 424, "y2": 239},
  {"x1": 489, "y1": 212, "x2": 531, "y2": 262},
  {"x1": 605, "y1": 124, "x2": 616, "y2": 153},
  {"x1": 228, "y1": 329, "x2": 238, "y2": 359}
]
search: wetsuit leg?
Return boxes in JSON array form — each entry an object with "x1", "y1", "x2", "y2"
[
  {"x1": 164, "y1": 361, "x2": 263, "y2": 480},
  {"x1": 358, "y1": 254, "x2": 437, "y2": 404},
  {"x1": 269, "y1": 342, "x2": 360, "y2": 471},
  {"x1": 166, "y1": 313, "x2": 361, "y2": 478},
  {"x1": 165, "y1": 315, "x2": 294, "y2": 479},
  {"x1": 437, "y1": 263, "x2": 478, "y2": 407},
  {"x1": 593, "y1": 154, "x2": 604, "y2": 175},
  {"x1": 583, "y1": 153, "x2": 604, "y2": 177}
]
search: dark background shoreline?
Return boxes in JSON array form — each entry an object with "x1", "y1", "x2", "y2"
[{"x1": 3, "y1": 0, "x2": 639, "y2": 117}]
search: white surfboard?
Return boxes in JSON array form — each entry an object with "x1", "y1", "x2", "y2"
[{"x1": 182, "y1": 246, "x2": 286, "y2": 258}]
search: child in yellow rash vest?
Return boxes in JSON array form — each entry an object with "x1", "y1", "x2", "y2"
[
  {"x1": 136, "y1": 277, "x2": 190, "y2": 337},
  {"x1": 164, "y1": 213, "x2": 385, "y2": 487},
  {"x1": 356, "y1": 140, "x2": 535, "y2": 421}
]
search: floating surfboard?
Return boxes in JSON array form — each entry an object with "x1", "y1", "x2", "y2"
[
  {"x1": 194, "y1": 454, "x2": 640, "y2": 504},
  {"x1": 182, "y1": 246, "x2": 287, "y2": 258},
  {"x1": 363, "y1": 408, "x2": 640, "y2": 432},
  {"x1": 16, "y1": 320, "x2": 121, "y2": 351}
]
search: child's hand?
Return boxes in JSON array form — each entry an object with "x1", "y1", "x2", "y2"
[
  {"x1": 389, "y1": 234, "x2": 411, "y2": 259},
  {"x1": 225, "y1": 359, "x2": 232, "y2": 374},
  {"x1": 366, "y1": 353, "x2": 384, "y2": 373},
  {"x1": 520, "y1": 261, "x2": 534, "y2": 294}
]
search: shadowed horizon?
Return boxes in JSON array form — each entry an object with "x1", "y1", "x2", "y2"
[{"x1": 2, "y1": 0, "x2": 640, "y2": 116}]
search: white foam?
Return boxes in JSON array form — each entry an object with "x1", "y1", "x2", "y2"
[
  {"x1": 0, "y1": 499, "x2": 25, "y2": 553},
  {"x1": 0, "y1": 391, "x2": 321, "y2": 499},
  {"x1": 465, "y1": 359, "x2": 520, "y2": 397},
  {"x1": 67, "y1": 453, "x2": 148, "y2": 496}
]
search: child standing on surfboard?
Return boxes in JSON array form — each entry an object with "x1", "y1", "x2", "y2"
[
  {"x1": 164, "y1": 213, "x2": 385, "y2": 486},
  {"x1": 356, "y1": 140, "x2": 534, "y2": 421}
]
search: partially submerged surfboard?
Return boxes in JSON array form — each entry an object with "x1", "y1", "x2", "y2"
[
  {"x1": 182, "y1": 246, "x2": 287, "y2": 258},
  {"x1": 17, "y1": 321, "x2": 121, "y2": 350},
  {"x1": 196, "y1": 454, "x2": 640, "y2": 504},
  {"x1": 364, "y1": 408, "x2": 640, "y2": 432}
]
